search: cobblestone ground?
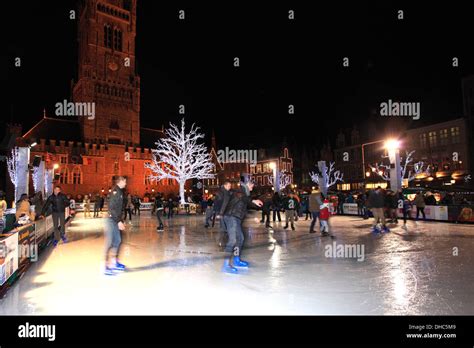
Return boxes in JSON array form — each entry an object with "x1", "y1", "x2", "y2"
[{"x1": 1, "y1": 211, "x2": 473, "y2": 315}]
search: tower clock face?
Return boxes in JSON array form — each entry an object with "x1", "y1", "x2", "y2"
[{"x1": 108, "y1": 61, "x2": 119, "y2": 71}]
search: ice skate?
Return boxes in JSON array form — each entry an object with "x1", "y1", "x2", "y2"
[
  {"x1": 233, "y1": 256, "x2": 249, "y2": 268},
  {"x1": 222, "y1": 259, "x2": 238, "y2": 274}
]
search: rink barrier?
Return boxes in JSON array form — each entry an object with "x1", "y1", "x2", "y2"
[
  {"x1": 0, "y1": 213, "x2": 72, "y2": 297},
  {"x1": 340, "y1": 203, "x2": 474, "y2": 223}
]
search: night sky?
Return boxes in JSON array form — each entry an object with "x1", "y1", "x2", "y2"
[{"x1": 2, "y1": 1, "x2": 474, "y2": 150}]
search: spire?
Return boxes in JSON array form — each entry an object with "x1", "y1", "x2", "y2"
[{"x1": 211, "y1": 129, "x2": 217, "y2": 150}]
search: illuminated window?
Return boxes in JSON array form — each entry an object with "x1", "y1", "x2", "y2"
[
  {"x1": 451, "y1": 127, "x2": 460, "y2": 144},
  {"x1": 428, "y1": 131, "x2": 437, "y2": 147},
  {"x1": 257, "y1": 164, "x2": 262, "y2": 173},
  {"x1": 59, "y1": 167, "x2": 69, "y2": 184},
  {"x1": 419, "y1": 133, "x2": 427, "y2": 148},
  {"x1": 72, "y1": 167, "x2": 82, "y2": 184},
  {"x1": 439, "y1": 129, "x2": 448, "y2": 145}
]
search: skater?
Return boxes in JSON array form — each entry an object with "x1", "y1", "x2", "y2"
[
  {"x1": 214, "y1": 181, "x2": 232, "y2": 249},
  {"x1": 271, "y1": 192, "x2": 282, "y2": 222},
  {"x1": 414, "y1": 192, "x2": 426, "y2": 220},
  {"x1": 104, "y1": 176, "x2": 127, "y2": 275},
  {"x1": 386, "y1": 190, "x2": 398, "y2": 223},
  {"x1": 204, "y1": 196, "x2": 214, "y2": 228},
  {"x1": 123, "y1": 193, "x2": 133, "y2": 223},
  {"x1": 132, "y1": 195, "x2": 141, "y2": 216},
  {"x1": 401, "y1": 195, "x2": 412, "y2": 230},
  {"x1": 260, "y1": 190, "x2": 273, "y2": 228},
  {"x1": 308, "y1": 187, "x2": 323, "y2": 233},
  {"x1": 356, "y1": 192, "x2": 366, "y2": 217},
  {"x1": 83, "y1": 194, "x2": 91, "y2": 218},
  {"x1": 167, "y1": 197, "x2": 174, "y2": 218},
  {"x1": 41, "y1": 186, "x2": 70, "y2": 246},
  {"x1": 282, "y1": 191, "x2": 299, "y2": 231},
  {"x1": 367, "y1": 186, "x2": 389, "y2": 233},
  {"x1": 220, "y1": 178, "x2": 263, "y2": 274},
  {"x1": 155, "y1": 194, "x2": 164, "y2": 231},
  {"x1": 93, "y1": 194, "x2": 101, "y2": 218},
  {"x1": 319, "y1": 198, "x2": 331, "y2": 236}
]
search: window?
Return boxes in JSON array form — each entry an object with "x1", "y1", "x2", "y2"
[
  {"x1": 145, "y1": 169, "x2": 151, "y2": 185},
  {"x1": 59, "y1": 155, "x2": 68, "y2": 164},
  {"x1": 113, "y1": 28, "x2": 122, "y2": 51},
  {"x1": 95, "y1": 161, "x2": 99, "y2": 173},
  {"x1": 419, "y1": 133, "x2": 427, "y2": 148},
  {"x1": 263, "y1": 163, "x2": 269, "y2": 173},
  {"x1": 114, "y1": 161, "x2": 119, "y2": 174},
  {"x1": 428, "y1": 131, "x2": 437, "y2": 147},
  {"x1": 72, "y1": 167, "x2": 82, "y2": 185},
  {"x1": 104, "y1": 25, "x2": 112, "y2": 48},
  {"x1": 439, "y1": 129, "x2": 448, "y2": 145},
  {"x1": 451, "y1": 127, "x2": 460, "y2": 144},
  {"x1": 257, "y1": 164, "x2": 262, "y2": 173},
  {"x1": 59, "y1": 168, "x2": 69, "y2": 184}
]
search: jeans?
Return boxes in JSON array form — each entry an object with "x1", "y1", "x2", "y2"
[
  {"x1": 285, "y1": 209, "x2": 295, "y2": 227},
  {"x1": 272, "y1": 209, "x2": 281, "y2": 222},
  {"x1": 310, "y1": 211, "x2": 320, "y2": 231},
  {"x1": 217, "y1": 216, "x2": 228, "y2": 246},
  {"x1": 205, "y1": 207, "x2": 213, "y2": 226},
  {"x1": 124, "y1": 208, "x2": 132, "y2": 221},
  {"x1": 262, "y1": 210, "x2": 270, "y2": 225},
  {"x1": 416, "y1": 207, "x2": 426, "y2": 220},
  {"x1": 104, "y1": 217, "x2": 122, "y2": 263},
  {"x1": 52, "y1": 212, "x2": 66, "y2": 241},
  {"x1": 156, "y1": 209, "x2": 163, "y2": 226},
  {"x1": 223, "y1": 215, "x2": 244, "y2": 256},
  {"x1": 371, "y1": 208, "x2": 386, "y2": 226},
  {"x1": 94, "y1": 205, "x2": 100, "y2": 217}
]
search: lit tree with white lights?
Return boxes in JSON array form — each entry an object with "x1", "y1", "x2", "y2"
[
  {"x1": 369, "y1": 150, "x2": 430, "y2": 184},
  {"x1": 6, "y1": 147, "x2": 20, "y2": 201},
  {"x1": 268, "y1": 171, "x2": 292, "y2": 191},
  {"x1": 145, "y1": 119, "x2": 215, "y2": 204},
  {"x1": 309, "y1": 161, "x2": 344, "y2": 196}
]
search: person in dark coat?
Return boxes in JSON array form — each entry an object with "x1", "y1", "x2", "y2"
[
  {"x1": 41, "y1": 186, "x2": 70, "y2": 246},
  {"x1": 220, "y1": 178, "x2": 263, "y2": 274}
]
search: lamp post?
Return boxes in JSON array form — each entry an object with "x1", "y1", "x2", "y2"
[
  {"x1": 385, "y1": 139, "x2": 401, "y2": 192},
  {"x1": 361, "y1": 139, "x2": 385, "y2": 180},
  {"x1": 270, "y1": 162, "x2": 280, "y2": 193}
]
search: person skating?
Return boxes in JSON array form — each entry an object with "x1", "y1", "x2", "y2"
[
  {"x1": 123, "y1": 193, "x2": 133, "y2": 224},
  {"x1": 260, "y1": 190, "x2": 273, "y2": 229},
  {"x1": 271, "y1": 192, "x2": 282, "y2": 222},
  {"x1": 282, "y1": 191, "x2": 299, "y2": 231},
  {"x1": 155, "y1": 194, "x2": 164, "y2": 231},
  {"x1": 308, "y1": 187, "x2": 323, "y2": 233},
  {"x1": 319, "y1": 198, "x2": 332, "y2": 237},
  {"x1": 214, "y1": 181, "x2": 232, "y2": 250},
  {"x1": 83, "y1": 194, "x2": 91, "y2": 218},
  {"x1": 104, "y1": 176, "x2": 127, "y2": 275},
  {"x1": 367, "y1": 186, "x2": 389, "y2": 233},
  {"x1": 401, "y1": 194, "x2": 412, "y2": 230},
  {"x1": 41, "y1": 186, "x2": 70, "y2": 246},
  {"x1": 386, "y1": 190, "x2": 398, "y2": 223},
  {"x1": 220, "y1": 178, "x2": 263, "y2": 274},
  {"x1": 413, "y1": 192, "x2": 426, "y2": 221},
  {"x1": 204, "y1": 196, "x2": 214, "y2": 228}
]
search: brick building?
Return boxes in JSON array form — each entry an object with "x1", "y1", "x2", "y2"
[{"x1": 18, "y1": 0, "x2": 180, "y2": 198}]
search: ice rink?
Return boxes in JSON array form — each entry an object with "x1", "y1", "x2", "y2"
[{"x1": 1, "y1": 211, "x2": 473, "y2": 315}]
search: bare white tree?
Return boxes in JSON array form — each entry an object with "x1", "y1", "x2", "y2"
[
  {"x1": 268, "y1": 171, "x2": 292, "y2": 191},
  {"x1": 309, "y1": 161, "x2": 344, "y2": 196},
  {"x1": 6, "y1": 147, "x2": 20, "y2": 200},
  {"x1": 145, "y1": 119, "x2": 215, "y2": 204},
  {"x1": 369, "y1": 150, "x2": 430, "y2": 183}
]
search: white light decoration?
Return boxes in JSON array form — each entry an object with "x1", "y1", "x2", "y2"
[
  {"x1": 6, "y1": 147, "x2": 20, "y2": 200},
  {"x1": 369, "y1": 150, "x2": 430, "y2": 183},
  {"x1": 309, "y1": 161, "x2": 344, "y2": 196},
  {"x1": 145, "y1": 118, "x2": 215, "y2": 204},
  {"x1": 268, "y1": 171, "x2": 292, "y2": 191},
  {"x1": 32, "y1": 166, "x2": 41, "y2": 193}
]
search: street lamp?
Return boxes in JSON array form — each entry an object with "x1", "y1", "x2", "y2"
[
  {"x1": 270, "y1": 161, "x2": 280, "y2": 193},
  {"x1": 366, "y1": 171, "x2": 371, "y2": 177},
  {"x1": 384, "y1": 138, "x2": 401, "y2": 192}
]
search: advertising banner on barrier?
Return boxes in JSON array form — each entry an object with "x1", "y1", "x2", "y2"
[
  {"x1": 17, "y1": 224, "x2": 35, "y2": 268},
  {"x1": 342, "y1": 203, "x2": 359, "y2": 215},
  {"x1": 0, "y1": 233, "x2": 19, "y2": 286}
]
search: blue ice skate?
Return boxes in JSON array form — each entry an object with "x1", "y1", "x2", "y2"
[
  {"x1": 104, "y1": 266, "x2": 116, "y2": 276},
  {"x1": 371, "y1": 226, "x2": 381, "y2": 234},
  {"x1": 114, "y1": 261, "x2": 126, "y2": 271},
  {"x1": 222, "y1": 259, "x2": 238, "y2": 274},
  {"x1": 233, "y1": 256, "x2": 249, "y2": 268},
  {"x1": 381, "y1": 226, "x2": 390, "y2": 233}
]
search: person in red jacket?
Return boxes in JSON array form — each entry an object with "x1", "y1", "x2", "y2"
[{"x1": 319, "y1": 199, "x2": 331, "y2": 236}]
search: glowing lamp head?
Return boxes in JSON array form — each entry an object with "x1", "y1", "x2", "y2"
[
  {"x1": 366, "y1": 171, "x2": 371, "y2": 177},
  {"x1": 53, "y1": 164, "x2": 59, "y2": 170},
  {"x1": 269, "y1": 162, "x2": 276, "y2": 170},
  {"x1": 384, "y1": 139, "x2": 400, "y2": 151}
]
